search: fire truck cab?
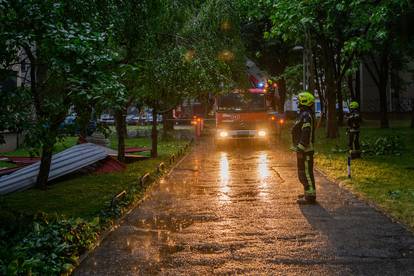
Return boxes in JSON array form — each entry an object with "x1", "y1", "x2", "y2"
[{"x1": 215, "y1": 88, "x2": 280, "y2": 145}]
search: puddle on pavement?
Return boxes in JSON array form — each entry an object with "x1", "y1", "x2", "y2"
[
  {"x1": 191, "y1": 243, "x2": 226, "y2": 254},
  {"x1": 136, "y1": 213, "x2": 220, "y2": 233},
  {"x1": 159, "y1": 242, "x2": 186, "y2": 255},
  {"x1": 233, "y1": 191, "x2": 260, "y2": 198},
  {"x1": 243, "y1": 178, "x2": 258, "y2": 183}
]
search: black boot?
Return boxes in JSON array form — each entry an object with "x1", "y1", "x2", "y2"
[
  {"x1": 297, "y1": 195, "x2": 316, "y2": 204},
  {"x1": 350, "y1": 150, "x2": 361, "y2": 159}
]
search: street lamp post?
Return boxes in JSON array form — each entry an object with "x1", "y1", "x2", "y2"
[{"x1": 293, "y1": 45, "x2": 307, "y2": 91}]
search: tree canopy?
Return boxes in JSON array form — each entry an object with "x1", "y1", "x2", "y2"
[{"x1": 0, "y1": 0, "x2": 247, "y2": 185}]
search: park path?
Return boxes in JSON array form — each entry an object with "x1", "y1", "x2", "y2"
[{"x1": 75, "y1": 139, "x2": 414, "y2": 275}]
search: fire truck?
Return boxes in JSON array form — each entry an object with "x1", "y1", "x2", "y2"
[{"x1": 215, "y1": 87, "x2": 284, "y2": 145}]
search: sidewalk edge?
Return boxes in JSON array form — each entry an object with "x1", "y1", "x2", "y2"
[
  {"x1": 315, "y1": 166, "x2": 414, "y2": 234},
  {"x1": 74, "y1": 143, "x2": 193, "y2": 271}
]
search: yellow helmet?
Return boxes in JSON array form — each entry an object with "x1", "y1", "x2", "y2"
[
  {"x1": 297, "y1": 91, "x2": 315, "y2": 107},
  {"x1": 350, "y1": 101, "x2": 359, "y2": 109}
]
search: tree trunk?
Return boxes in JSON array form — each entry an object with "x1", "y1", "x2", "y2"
[
  {"x1": 379, "y1": 54, "x2": 390, "y2": 128},
  {"x1": 364, "y1": 52, "x2": 390, "y2": 128},
  {"x1": 336, "y1": 80, "x2": 344, "y2": 126},
  {"x1": 115, "y1": 109, "x2": 126, "y2": 162},
  {"x1": 320, "y1": 39, "x2": 338, "y2": 138},
  {"x1": 36, "y1": 143, "x2": 53, "y2": 189},
  {"x1": 324, "y1": 61, "x2": 338, "y2": 137},
  {"x1": 278, "y1": 78, "x2": 287, "y2": 113},
  {"x1": 347, "y1": 75, "x2": 355, "y2": 100},
  {"x1": 26, "y1": 46, "x2": 53, "y2": 189},
  {"x1": 379, "y1": 82, "x2": 389, "y2": 128},
  {"x1": 325, "y1": 62, "x2": 338, "y2": 137},
  {"x1": 151, "y1": 108, "x2": 158, "y2": 158},
  {"x1": 326, "y1": 80, "x2": 338, "y2": 138},
  {"x1": 355, "y1": 68, "x2": 361, "y2": 103},
  {"x1": 163, "y1": 109, "x2": 174, "y2": 132},
  {"x1": 314, "y1": 55, "x2": 326, "y2": 128},
  {"x1": 203, "y1": 94, "x2": 210, "y2": 118},
  {"x1": 307, "y1": 48, "x2": 316, "y2": 93},
  {"x1": 77, "y1": 105, "x2": 92, "y2": 142},
  {"x1": 316, "y1": 93, "x2": 326, "y2": 129},
  {"x1": 411, "y1": 99, "x2": 414, "y2": 128}
]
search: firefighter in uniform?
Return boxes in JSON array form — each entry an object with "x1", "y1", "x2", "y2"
[
  {"x1": 291, "y1": 92, "x2": 316, "y2": 204},
  {"x1": 346, "y1": 101, "x2": 361, "y2": 159}
]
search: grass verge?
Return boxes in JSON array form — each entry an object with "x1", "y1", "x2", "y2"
[
  {"x1": 281, "y1": 120, "x2": 414, "y2": 230},
  {"x1": 0, "y1": 134, "x2": 191, "y2": 275}
]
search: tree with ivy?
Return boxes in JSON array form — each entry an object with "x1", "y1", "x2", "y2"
[
  {"x1": 356, "y1": 1, "x2": 413, "y2": 128},
  {"x1": 266, "y1": 0, "x2": 376, "y2": 137},
  {"x1": 264, "y1": 0, "x2": 414, "y2": 135},
  {"x1": 0, "y1": 0, "x2": 125, "y2": 188},
  {"x1": 237, "y1": 0, "x2": 300, "y2": 113},
  {"x1": 135, "y1": 0, "x2": 247, "y2": 157}
]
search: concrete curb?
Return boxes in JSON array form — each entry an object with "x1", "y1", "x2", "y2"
[{"x1": 75, "y1": 141, "x2": 194, "y2": 271}]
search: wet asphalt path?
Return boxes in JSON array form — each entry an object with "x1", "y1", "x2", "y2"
[{"x1": 75, "y1": 139, "x2": 414, "y2": 275}]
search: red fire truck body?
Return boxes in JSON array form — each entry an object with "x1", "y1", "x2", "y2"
[{"x1": 215, "y1": 89, "x2": 279, "y2": 143}]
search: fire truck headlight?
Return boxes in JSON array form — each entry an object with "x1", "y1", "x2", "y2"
[
  {"x1": 258, "y1": 130, "x2": 266, "y2": 137},
  {"x1": 219, "y1": 131, "x2": 228, "y2": 138}
]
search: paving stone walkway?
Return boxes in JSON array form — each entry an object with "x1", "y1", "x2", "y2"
[{"x1": 75, "y1": 139, "x2": 414, "y2": 275}]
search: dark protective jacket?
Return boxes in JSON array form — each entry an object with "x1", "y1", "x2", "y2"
[
  {"x1": 346, "y1": 109, "x2": 360, "y2": 132},
  {"x1": 292, "y1": 107, "x2": 315, "y2": 152}
]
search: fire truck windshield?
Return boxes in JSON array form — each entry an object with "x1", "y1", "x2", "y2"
[{"x1": 217, "y1": 93, "x2": 266, "y2": 112}]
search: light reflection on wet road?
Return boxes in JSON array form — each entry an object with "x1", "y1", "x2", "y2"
[
  {"x1": 75, "y1": 139, "x2": 414, "y2": 275},
  {"x1": 218, "y1": 152, "x2": 230, "y2": 204}
]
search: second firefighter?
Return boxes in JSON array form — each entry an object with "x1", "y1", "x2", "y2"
[{"x1": 346, "y1": 101, "x2": 361, "y2": 159}]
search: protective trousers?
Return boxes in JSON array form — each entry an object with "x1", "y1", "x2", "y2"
[
  {"x1": 348, "y1": 131, "x2": 360, "y2": 151},
  {"x1": 296, "y1": 152, "x2": 316, "y2": 198}
]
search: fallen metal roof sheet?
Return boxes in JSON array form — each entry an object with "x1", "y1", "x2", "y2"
[
  {"x1": 94, "y1": 156, "x2": 126, "y2": 174},
  {"x1": 0, "y1": 167, "x2": 21, "y2": 177},
  {"x1": 0, "y1": 156, "x2": 40, "y2": 165},
  {"x1": 0, "y1": 143, "x2": 108, "y2": 195}
]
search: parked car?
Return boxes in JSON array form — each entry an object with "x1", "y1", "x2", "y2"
[
  {"x1": 146, "y1": 113, "x2": 153, "y2": 124},
  {"x1": 143, "y1": 114, "x2": 163, "y2": 124},
  {"x1": 63, "y1": 113, "x2": 77, "y2": 125},
  {"x1": 126, "y1": 114, "x2": 140, "y2": 125},
  {"x1": 60, "y1": 113, "x2": 96, "y2": 136},
  {"x1": 99, "y1": 114, "x2": 115, "y2": 125}
]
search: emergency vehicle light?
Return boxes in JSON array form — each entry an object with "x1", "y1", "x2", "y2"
[{"x1": 219, "y1": 131, "x2": 228, "y2": 138}]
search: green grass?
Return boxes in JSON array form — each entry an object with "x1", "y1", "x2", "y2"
[
  {"x1": 0, "y1": 137, "x2": 82, "y2": 171},
  {"x1": 0, "y1": 136, "x2": 188, "y2": 219},
  {"x1": 282, "y1": 120, "x2": 414, "y2": 229},
  {"x1": 108, "y1": 125, "x2": 163, "y2": 133},
  {"x1": 0, "y1": 136, "x2": 79, "y2": 157},
  {"x1": 0, "y1": 161, "x2": 16, "y2": 169}
]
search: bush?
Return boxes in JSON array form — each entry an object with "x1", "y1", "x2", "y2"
[
  {"x1": 1, "y1": 214, "x2": 100, "y2": 275},
  {"x1": 331, "y1": 135, "x2": 404, "y2": 156},
  {"x1": 0, "y1": 169, "x2": 160, "y2": 275},
  {"x1": 0, "y1": 139, "x2": 189, "y2": 275},
  {"x1": 362, "y1": 135, "x2": 404, "y2": 156}
]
